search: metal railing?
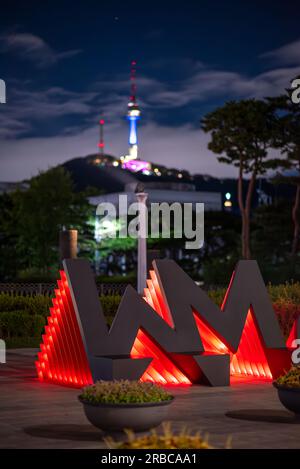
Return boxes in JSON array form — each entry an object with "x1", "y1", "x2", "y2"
[{"x1": 0, "y1": 282, "x2": 131, "y2": 296}]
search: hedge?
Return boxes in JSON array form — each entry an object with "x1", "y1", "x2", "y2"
[
  {"x1": 0, "y1": 282, "x2": 300, "y2": 343},
  {"x1": 208, "y1": 283, "x2": 300, "y2": 339},
  {"x1": 0, "y1": 294, "x2": 52, "y2": 316},
  {"x1": 0, "y1": 293, "x2": 122, "y2": 320},
  {"x1": 0, "y1": 311, "x2": 45, "y2": 339}
]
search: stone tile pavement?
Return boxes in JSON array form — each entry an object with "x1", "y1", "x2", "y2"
[{"x1": 0, "y1": 349, "x2": 299, "y2": 449}]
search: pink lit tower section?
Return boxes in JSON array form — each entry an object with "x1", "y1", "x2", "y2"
[{"x1": 122, "y1": 61, "x2": 151, "y2": 173}]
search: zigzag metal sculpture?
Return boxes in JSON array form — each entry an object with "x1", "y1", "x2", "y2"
[{"x1": 36, "y1": 259, "x2": 294, "y2": 387}]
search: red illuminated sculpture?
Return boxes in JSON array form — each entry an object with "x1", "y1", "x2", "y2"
[{"x1": 36, "y1": 259, "x2": 294, "y2": 387}]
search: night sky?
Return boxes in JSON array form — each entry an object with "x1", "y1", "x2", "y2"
[{"x1": 0, "y1": 0, "x2": 299, "y2": 181}]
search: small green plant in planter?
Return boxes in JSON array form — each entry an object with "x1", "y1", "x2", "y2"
[
  {"x1": 79, "y1": 380, "x2": 174, "y2": 432},
  {"x1": 273, "y1": 365, "x2": 300, "y2": 416},
  {"x1": 276, "y1": 365, "x2": 300, "y2": 388}
]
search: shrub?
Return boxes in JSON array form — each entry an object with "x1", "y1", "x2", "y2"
[
  {"x1": 107, "y1": 423, "x2": 216, "y2": 449},
  {"x1": 208, "y1": 282, "x2": 300, "y2": 307},
  {"x1": 23, "y1": 295, "x2": 52, "y2": 316},
  {"x1": 267, "y1": 282, "x2": 300, "y2": 305},
  {"x1": 6, "y1": 337, "x2": 41, "y2": 348},
  {"x1": 276, "y1": 365, "x2": 300, "y2": 388},
  {"x1": 0, "y1": 294, "x2": 28, "y2": 313},
  {"x1": 273, "y1": 302, "x2": 300, "y2": 339},
  {"x1": 0, "y1": 294, "x2": 52, "y2": 316},
  {"x1": 207, "y1": 288, "x2": 226, "y2": 306},
  {"x1": 96, "y1": 273, "x2": 136, "y2": 285},
  {"x1": 207, "y1": 284, "x2": 300, "y2": 339},
  {"x1": 79, "y1": 380, "x2": 173, "y2": 405},
  {"x1": 100, "y1": 295, "x2": 122, "y2": 319},
  {"x1": 0, "y1": 293, "x2": 121, "y2": 321},
  {"x1": 0, "y1": 311, "x2": 45, "y2": 339}
]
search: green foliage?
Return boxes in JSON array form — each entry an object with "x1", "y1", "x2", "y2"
[
  {"x1": 100, "y1": 295, "x2": 122, "y2": 322},
  {"x1": 0, "y1": 293, "x2": 121, "y2": 326},
  {"x1": 108, "y1": 423, "x2": 215, "y2": 449},
  {"x1": 0, "y1": 294, "x2": 52, "y2": 316},
  {"x1": 207, "y1": 288, "x2": 227, "y2": 306},
  {"x1": 100, "y1": 236, "x2": 137, "y2": 255},
  {"x1": 203, "y1": 257, "x2": 239, "y2": 287},
  {"x1": 252, "y1": 201, "x2": 292, "y2": 257},
  {"x1": 79, "y1": 380, "x2": 173, "y2": 405},
  {"x1": 268, "y1": 282, "x2": 300, "y2": 305},
  {"x1": 269, "y1": 93, "x2": 300, "y2": 166},
  {"x1": 202, "y1": 99, "x2": 283, "y2": 259},
  {"x1": 1, "y1": 282, "x2": 299, "y2": 347},
  {"x1": 96, "y1": 273, "x2": 136, "y2": 285},
  {"x1": 208, "y1": 282, "x2": 300, "y2": 339},
  {"x1": 0, "y1": 167, "x2": 93, "y2": 277},
  {"x1": 16, "y1": 267, "x2": 58, "y2": 282},
  {"x1": 5, "y1": 336, "x2": 41, "y2": 348},
  {"x1": 0, "y1": 311, "x2": 45, "y2": 339},
  {"x1": 0, "y1": 193, "x2": 19, "y2": 280},
  {"x1": 208, "y1": 282, "x2": 300, "y2": 306},
  {"x1": 273, "y1": 303, "x2": 299, "y2": 339},
  {"x1": 276, "y1": 366, "x2": 300, "y2": 388},
  {"x1": 201, "y1": 99, "x2": 279, "y2": 174}
]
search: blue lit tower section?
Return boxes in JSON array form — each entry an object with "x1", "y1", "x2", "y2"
[{"x1": 126, "y1": 60, "x2": 140, "y2": 160}]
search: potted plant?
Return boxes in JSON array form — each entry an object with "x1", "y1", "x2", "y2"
[
  {"x1": 78, "y1": 380, "x2": 174, "y2": 432},
  {"x1": 273, "y1": 365, "x2": 300, "y2": 416}
]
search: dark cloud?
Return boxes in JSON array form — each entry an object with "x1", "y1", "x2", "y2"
[
  {"x1": 0, "y1": 32, "x2": 81, "y2": 68},
  {"x1": 1, "y1": 34, "x2": 299, "y2": 180},
  {"x1": 261, "y1": 39, "x2": 300, "y2": 65}
]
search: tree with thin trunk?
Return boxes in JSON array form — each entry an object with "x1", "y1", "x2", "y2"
[
  {"x1": 202, "y1": 99, "x2": 280, "y2": 260},
  {"x1": 269, "y1": 93, "x2": 300, "y2": 260}
]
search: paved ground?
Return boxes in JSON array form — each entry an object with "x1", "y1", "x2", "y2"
[{"x1": 1, "y1": 349, "x2": 300, "y2": 449}]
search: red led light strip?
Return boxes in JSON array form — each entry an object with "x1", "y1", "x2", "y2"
[{"x1": 36, "y1": 271, "x2": 92, "y2": 387}]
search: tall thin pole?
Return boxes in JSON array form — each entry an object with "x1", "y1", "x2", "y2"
[
  {"x1": 130, "y1": 60, "x2": 137, "y2": 103},
  {"x1": 98, "y1": 118, "x2": 105, "y2": 156},
  {"x1": 136, "y1": 191, "x2": 148, "y2": 295}
]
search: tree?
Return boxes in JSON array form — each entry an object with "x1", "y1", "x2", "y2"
[
  {"x1": 11, "y1": 167, "x2": 91, "y2": 274},
  {"x1": 0, "y1": 192, "x2": 20, "y2": 279},
  {"x1": 201, "y1": 99, "x2": 279, "y2": 259},
  {"x1": 269, "y1": 93, "x2": 300, "y2": 259}
]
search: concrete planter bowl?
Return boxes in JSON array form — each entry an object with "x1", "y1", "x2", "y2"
[
  {"x1": 273, "y1": 382, "x2": 300, "y2": 416},
  {"x1": 79, "y1": 396, "x2": 174, "y2": 432}
]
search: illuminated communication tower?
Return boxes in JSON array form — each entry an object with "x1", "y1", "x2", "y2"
[
  {"x1": 126, "y1": 60, "x2": 140, "y2": 161},
  {"x1": 120, "y1": 62, "x2": 151, "y2": 173}
]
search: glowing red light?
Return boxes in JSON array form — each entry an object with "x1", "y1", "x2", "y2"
[
  {"x1": 131, "y1": 330, "x2": 191, "y2": 385},
  {"x1": 287, "y1": 319, "x2": 299, "y2": 349},
  {"x1": 141, "y1": 270, "x2": 273, "y2": 384},
  {"x1": 193, "y1": 310, "x2": 272, "y2": 380},
  {"x1": 35, "y1": 271, "x2": 93, "y2": 388},
  {"x1": 98, "y1": 142, "x2": 105, "y2": 148},
  {"x1": 130, "y1": 271, "x2": 191, "y2": 384},
  {"x1": 99, "y1": 119, "x2": 105, "y2": 125}
]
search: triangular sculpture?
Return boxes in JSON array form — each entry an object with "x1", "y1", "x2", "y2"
[{"x1": 36, "y1": 259, "x2": 292, "y2": 388}]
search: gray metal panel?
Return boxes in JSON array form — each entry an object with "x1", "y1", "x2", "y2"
[
  {"x1": 154, "y1": 259, "x2": 286, "y2": 352},
  {"x1": 63, "y1": 259, "x2": 108, "y2": 357},
  {"x1": 194, "y1": 354, "x2": 230, "y2": 386}
]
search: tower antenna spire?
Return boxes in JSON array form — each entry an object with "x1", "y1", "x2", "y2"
[
  {"x1": 130, "y1": 60, "x2": 137, "y2": 104},
  {"x1": 98, "y1": 117, "x2": 105, "y2": 156}
]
